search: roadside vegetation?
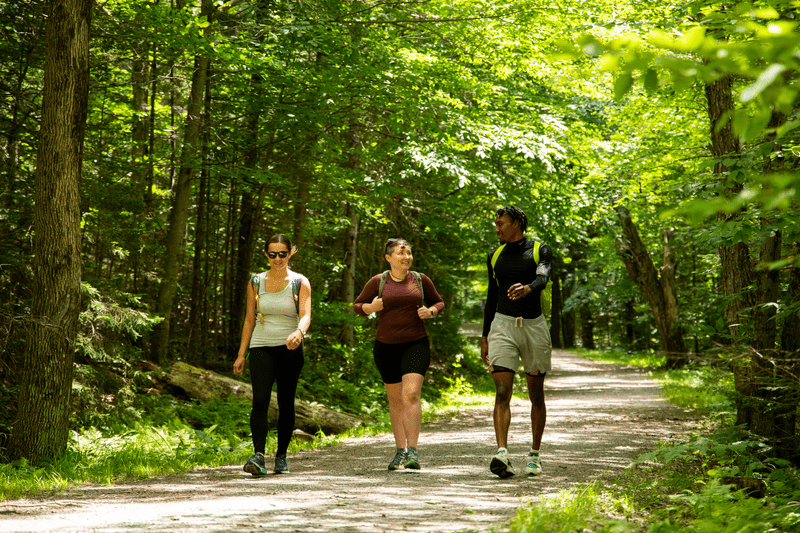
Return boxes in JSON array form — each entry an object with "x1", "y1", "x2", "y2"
[
  {"x1": 4, "y1": 343, "x2": 799, "y2": 533},
  {"x1": 507, "y1": 349, "x2": 800, "y2": 533}
]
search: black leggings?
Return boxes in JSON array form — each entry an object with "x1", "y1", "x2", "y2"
[{"x1": 248, "y1": 345, "x2": 305, "y2": 456}]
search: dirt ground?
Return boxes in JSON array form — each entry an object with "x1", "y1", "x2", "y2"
[{"x1": 0, "y1": 350, "x2": 699, "y2": 533}]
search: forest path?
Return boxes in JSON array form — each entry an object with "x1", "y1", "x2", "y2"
[{"x1": 1, "y1": 350, "x2": 697, "y2": 533}]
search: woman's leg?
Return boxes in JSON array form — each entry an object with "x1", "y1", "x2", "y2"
[
  {"x1": 248, "y1": 347, "x2": 275, "y2": 454},
  {"x1": 399, "y1": 337, "x2": 431, "y2": 449},
  {"x1": 384, "y1": 382, "x2": 407, "y2": 448},
  {"x1": 274, "y1": 345, "x2": 305, "y2": 456},
  {"x1": 400, "y1": 373, "x2": 424, "y2": 448}
]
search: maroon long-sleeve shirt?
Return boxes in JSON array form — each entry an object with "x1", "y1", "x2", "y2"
[{"x1": 354, "y1": 271, "x2": 445, "y2": 344}]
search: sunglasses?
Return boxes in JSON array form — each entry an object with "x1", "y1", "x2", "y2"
[{"x1": 267, "y1": 251, "x2": 289, "y2": 259}]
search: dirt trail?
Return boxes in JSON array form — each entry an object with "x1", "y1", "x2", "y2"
[{"x1": 1, "y1": 350, "x2": 697, "y2": 533}]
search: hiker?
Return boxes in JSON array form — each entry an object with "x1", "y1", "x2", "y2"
[
  {"x1": 354, "y1": 238, "x2": 445, "y2": 471},
  {"x1": 234, "y1": 234, "x2": 311, "y2": 475},
  {"x1": 481, "y1": 206, "x2": 553, "y2": 478}
]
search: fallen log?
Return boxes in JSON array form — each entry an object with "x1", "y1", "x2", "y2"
[{"x1": 163, "y1": 361, "x2": 367, "y2": 436}]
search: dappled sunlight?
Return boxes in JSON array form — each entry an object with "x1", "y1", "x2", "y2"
[{"x1": 2, "y1": 351, "x2": 697, "y2": 532}]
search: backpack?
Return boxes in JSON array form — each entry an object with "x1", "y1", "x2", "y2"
[
  {"x1": 251, "y1": 272, "x2": 302, "y2": 324},
  {"x1": 377, "y1": 270, "x2": 425, "y2": 305},
  {"x1": 490, "y1": 241, "x2": 551, "y2": 317}
]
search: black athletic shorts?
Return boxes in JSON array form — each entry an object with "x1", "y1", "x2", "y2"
[{"x1": 373, "y1": 337, "x2": 431, "y2": 384}]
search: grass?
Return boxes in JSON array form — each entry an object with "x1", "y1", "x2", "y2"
[
  {"x1": 0, "y1": 343, "x2": 493, "y2": 501},
  {"x1": 502, "y1": 348, "x2": 800, "y2": 533}
]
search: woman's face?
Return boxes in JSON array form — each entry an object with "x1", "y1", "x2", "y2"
[
  {"x1": 385, "y1": 244, "x2": 413, "y2": 272},
  {"x1": 266, "y1": 242, "x2": 292, "y2": 269}
]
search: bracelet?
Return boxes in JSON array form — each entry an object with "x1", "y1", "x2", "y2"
[{"x1": 297, "y1": 328, "x2": 305, "y2": 338}]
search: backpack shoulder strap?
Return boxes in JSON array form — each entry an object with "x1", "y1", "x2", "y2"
[
  {"x1": 290, "y1": 273, "x2": 302, "y2": 314},
  {"x1": 252, "y1": 272, "x2": 264, "y2": 324},
  {"x1": 490, "y1": 244, "x2": 506, "y2": 280},
  {"x1": 378, "y1": 270, "x2": 390, "y2": 298},
  {"x1": 410, "y1": 271, "x2": 424, "y2": 305},
  {"x1": 534, "y1": 241, "x2": 541, "y2": 264}
]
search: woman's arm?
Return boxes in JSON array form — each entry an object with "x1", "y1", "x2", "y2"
[
  {"x1": 285, "y1": 275, "x2": 311, "y2": 350},
  {"x1": 233, "y1": 279, "x2": 257, "y2": 374}
]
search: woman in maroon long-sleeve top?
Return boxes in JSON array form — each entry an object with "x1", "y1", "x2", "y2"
[{"x1": 354, "y1": 238, "x2": 445, "y2": 471}]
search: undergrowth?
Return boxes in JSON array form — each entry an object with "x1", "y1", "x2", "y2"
[{"x1": 505, "y1": 348, "x2": 800, "y2": 533}]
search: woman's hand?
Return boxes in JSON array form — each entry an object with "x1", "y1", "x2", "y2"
[
  {"x1": 366, "y1": 296, "x2": 384, "y2": 314},
  {"x1": 233, "y1": 354, "x2": 246, "y2": 375},
  {"x1": 286, "y1": 329, "x2": 303, "y2": 350},
  {"x1": 417, "y1": 306, "x2": 436, "y2": 320}
]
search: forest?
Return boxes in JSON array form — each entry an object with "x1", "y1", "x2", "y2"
[{"x1": 1, "y1": 0, "x2": 799, "y2": 529}]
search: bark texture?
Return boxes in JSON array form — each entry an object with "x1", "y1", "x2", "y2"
[
  {"x1": 151, "y1": 2, "x2": 213, "y2": 363},
  {"x1": 615, "y1": 206, "x2": 687, "y2": 368},
  {"x1": 8, "y1": 0, "x2": 92, "y2": 461}
]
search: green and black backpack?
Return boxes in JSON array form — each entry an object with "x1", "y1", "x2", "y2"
[{"x1": 490, "y1": 241, "x2": 551, "y2": 317}]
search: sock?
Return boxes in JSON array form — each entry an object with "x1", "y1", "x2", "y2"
[
  {"x1": 498, "y1": 447, "x2": 508, "y2": 454},
  {"x1": 530, "y1": 448, "x2": 539, "y2": 455}
]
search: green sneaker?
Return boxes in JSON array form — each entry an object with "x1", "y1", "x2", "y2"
[
  {"x1": 404, "y1": 448, "x2": 420, "y2": 470},
  {"x1": 274, "y1": 453, "x2": 289, "y2": 474},
  {"x1": 388, "y1": 449, "x2": 406, "y2": 470},
  {"x1": 524, "y1": 452, "x2": 543, "y2": 476},
  {"x1": 243, "y1": 453, "x2": 268, "y2": 476}
]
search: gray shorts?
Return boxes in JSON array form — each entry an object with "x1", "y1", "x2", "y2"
[{"x1": 487, "y1": 313, "x2": 552, "y2": 375}]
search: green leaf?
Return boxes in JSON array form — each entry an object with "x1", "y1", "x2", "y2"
[
  {"x1": 740, "y1": 63, "x2": 787, "y2": 102},
  {"x1": 614, "y1": 73, "x2": 633, "y2": 100},
  {"x1": 643, "y1": 68, "x2": 658, "y2": 92}
]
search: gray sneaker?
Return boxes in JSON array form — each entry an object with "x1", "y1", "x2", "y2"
[
  {"x1": 243, "y1": 453, "x2": 268, "y2": 476},
  {"x1": 388, "y1": 449, "x2": 406, "y2": 470},
  {"x1": 490, "y1": 448, "x2": 515, "y2": 478},
  {"x1": 524, "y1": 452, "x2": 543, "y2": 476}
]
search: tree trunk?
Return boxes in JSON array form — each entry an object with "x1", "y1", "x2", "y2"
[
  {"x1": 579, "y1": 305, "x2": 595, "y2": 349},
  {"x1": 151, "y1": 5, "x2": 212, "y2": 363},
  {"x1": 340, "y1": 201, "x2": 358, "y2": 347},
  {"x1": 560, "y1": 269, "x2": 576, "y2": 348},
  {"x1": 549, "y1": 274, "x2": 562, "y2": 348},
  {"x1": 7, "y1": 0, "x2": 92, "y2": 462},
  {"x1": 188, "y1": 75, "x2": 212, "y2": 359},
  {"x1": 163, "y1": 362, "x2": 368, "y2": 435},
  {"x1": 616, "y1": 206, "x2": 687, "y2": 368}
]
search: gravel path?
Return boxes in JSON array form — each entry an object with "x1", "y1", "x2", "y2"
[{"x1": 1, "y1": 350, "x2": 697, "y2": 533}]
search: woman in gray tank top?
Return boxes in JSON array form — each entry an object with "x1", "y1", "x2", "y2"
[{"x1": 234, "y1": 234, "x2": 311, "y2": 475}]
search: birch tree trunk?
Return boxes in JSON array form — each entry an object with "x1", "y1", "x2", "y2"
[{"x1": 8, "y1": 0, "x2": 92, "y2": 461}]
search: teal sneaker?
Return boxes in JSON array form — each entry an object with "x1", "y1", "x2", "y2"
[
  {"x1": 274, "y1": 453, "x2": 289, "y2": 474},
  {"x1": 524, "y1": 452, "x2": 543, "y2": 476},
  {"x1": 404, "y1": 448, "x2": 420, "y2": 470},
  {"x1": 388, "y1": 449, "x2": 406, "y2": 470},
  {"x1": 243, "y1": 453, "x2": 268, "y2": 476}
]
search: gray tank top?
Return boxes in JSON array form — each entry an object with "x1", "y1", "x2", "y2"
[{"x1": 249, "y1": 273, "x2": 299, "y2": 348}]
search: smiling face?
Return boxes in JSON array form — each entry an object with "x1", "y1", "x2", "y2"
[
  {"x1": 266, "y1": 242, "x2": 292, "y2": 269},
  {"x1": 385, "y1": 244, "x2": 413, "y2": 273},
  {"x1": 494, "y1": 214, "x2": 520, "y2": 244}
]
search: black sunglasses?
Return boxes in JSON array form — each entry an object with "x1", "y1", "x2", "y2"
[{"x1": 267, "y1": 251, "x2": 289, "y2": 259}]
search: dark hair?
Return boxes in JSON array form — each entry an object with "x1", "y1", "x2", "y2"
[
  {"x1": 496, "y1": 206, "x2": 527, "y2": 234},
  {"x1": 265, "y1": 234, "x2": 297, "y2": 254},
  {"x1": 384, "y1": 237, "x2": 411, "y2": 256}
]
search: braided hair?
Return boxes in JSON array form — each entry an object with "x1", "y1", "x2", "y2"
[{"x1": 496, "y1": 206, "x2": 527, "y2": 234}]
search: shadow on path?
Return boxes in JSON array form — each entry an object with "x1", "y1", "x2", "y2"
[{"x1": 1, "y1": 350, "x2": 698, "y2": 533}]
